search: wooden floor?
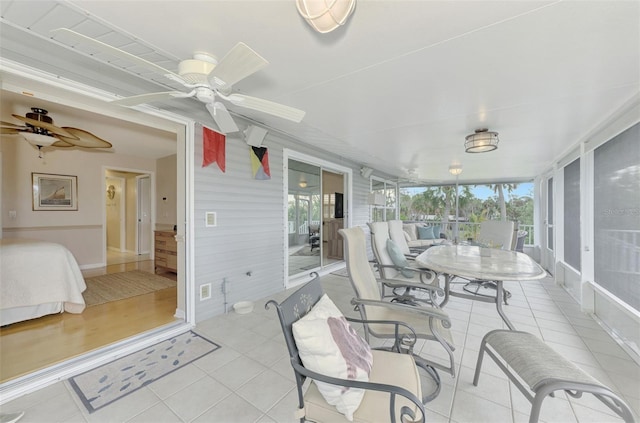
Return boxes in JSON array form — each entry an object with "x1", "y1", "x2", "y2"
[{"x1": 0, "y1": 260, "x2": 178, "y2": 383}]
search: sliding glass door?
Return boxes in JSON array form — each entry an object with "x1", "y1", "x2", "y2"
[
  {"x1": 287, "y1": 159, "x2": 322, "y2": 276},
  {"x1": 285, "y1": 151, "x2": 351, "y2": 282}
]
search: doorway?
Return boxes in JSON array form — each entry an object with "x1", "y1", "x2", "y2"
[
  {"x1": 105, "y1": 169, "x2": 152, "y2": 266},
  {"x1": 285, "y1": 150, "x2": 351, "y2": 283}
]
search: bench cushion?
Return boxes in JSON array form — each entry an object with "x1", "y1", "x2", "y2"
[{"x1": 485, "y1": 330, "x2": 600, "y2": 391}]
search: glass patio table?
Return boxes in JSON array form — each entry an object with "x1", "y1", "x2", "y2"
[{"x1": 416, "y1": 244, "x2": 546, "y2": 330}]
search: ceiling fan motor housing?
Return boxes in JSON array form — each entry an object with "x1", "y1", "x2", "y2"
[
  {"x1": 26, "y1": 108, "x2": 53, "y2": 135},
  {"x1": 178, "y1": 58, "x2": 217, "y2": 85}
]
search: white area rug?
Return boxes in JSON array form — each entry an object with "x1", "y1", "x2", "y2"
[{"x1": 69, "y1": 331, "x2": 220, "y2": 413}]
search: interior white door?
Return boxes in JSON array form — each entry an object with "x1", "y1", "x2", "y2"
[{"x1": 137, "y1": 175, "x2": 151, "y2": 254}]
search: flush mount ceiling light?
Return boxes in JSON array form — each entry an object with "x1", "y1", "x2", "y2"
[
  {"x1": 296, "y1": 0, "x2": 356, "y2": 33},
  {"x1": 465, "y1": 128, "x2": 499, "y2": 153},
  {"x1": 299, "y1": 176, "x2": 308, "y2": 188},
  {"x1": 448, "y1": 164, "x2": 463, "y2": 176}
]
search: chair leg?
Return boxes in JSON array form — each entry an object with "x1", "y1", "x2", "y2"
[{"x1": 413, "y1": 356, "x2": 442, "y2": 403}]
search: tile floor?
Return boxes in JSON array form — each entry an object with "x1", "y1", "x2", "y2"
[{"x1": 2, "y1": 272, "x2": 639, "y2": 423}]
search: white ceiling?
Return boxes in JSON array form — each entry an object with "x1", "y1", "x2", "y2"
[{"x1": 1, "y1": 0, "x2": 638, "y2": 183}]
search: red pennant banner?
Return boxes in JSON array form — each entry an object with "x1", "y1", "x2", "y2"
[{"x1": 202, "y1": 126, "x2": 226, "y2": 172}]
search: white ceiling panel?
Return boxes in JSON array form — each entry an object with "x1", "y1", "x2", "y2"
[{"x1": 0, "y1": 0, "x2": 637, "y2": 183}]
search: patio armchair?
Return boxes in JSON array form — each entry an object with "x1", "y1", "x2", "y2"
[
  {"x1": 266, "y1": 274, "x2": 427, "y2": 423},
  {"x1": 388, "y1": 220, "x2": 421, "y2": 258},
  {"x1": 368, "y1": 222, "x2": 442, "y2": 305},
  {"x1": 340, "y1": 226, "x2": 456, "y2": 399}
]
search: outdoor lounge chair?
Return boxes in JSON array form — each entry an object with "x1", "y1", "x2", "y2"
[
  {"x1": 266, "y1": 274, "x2": 427, "y2": 423},
  {"x1": 339, "y1": 226, "x2": 456, "y2": 400}
]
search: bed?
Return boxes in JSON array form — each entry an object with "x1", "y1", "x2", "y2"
[{"x1": 0, "y1": 238, "x2": 87, "y2": 326}]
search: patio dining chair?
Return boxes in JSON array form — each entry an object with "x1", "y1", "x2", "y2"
[
  {"x1": 266, "y1": 274, "x2": 427, "y2": 423},
  {"x1": 462, "y1": 220, "x2": 516, "y2": 303},
  {"x1": 388, "y1": 220, "x2": 421, "y2": 258},
  {"x1": 368, "y1": 222, "x2": 442, "y2": 305},
  {"x1": 340, "y1": 226, "x2": 456, "y2": 399}
]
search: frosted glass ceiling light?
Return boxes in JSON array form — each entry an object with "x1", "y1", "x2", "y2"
[
  {"x1": 465, "y1": 128, "x2": 499, "y2": 153},
  {"x1": 22, "y1": 133, "x2": 58, "y2": 158},
  {"x1": 296, "y1": 0, "x2": 356, "y2": 33}
]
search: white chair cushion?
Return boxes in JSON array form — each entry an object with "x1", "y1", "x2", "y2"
[
  {"x1": 293, "y1": 294, "x2": 373, "y2": 421},
  {"x1": 303, "y1": 350, "x2": 422, "y2": 423}
]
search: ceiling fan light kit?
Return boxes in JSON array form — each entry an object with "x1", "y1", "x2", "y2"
[
  {"x1": 22, "y1": 132, "x2": 58, "y2": 147},
  {"x1": 296, "y1": 0, "x2": 356, "y2": 33},
  {"x1": 465, "y1": 128, "x2": 499, "y2": 153}
]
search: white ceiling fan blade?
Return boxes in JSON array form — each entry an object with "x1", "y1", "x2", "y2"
[
  {"x1": 207, "y1": 43, "x2": 268, "y2": 91},
  {"x1": 224, "y1": 93, "x2": 305, "y2": 122},
  {"x1": 111, "y1": 91, "x2": 194, "y2": 106},
  {"x1": 205, "y1": 102, "x2": 239, "y2": 134},
  {"x1": 50, "y1": 28, "x2": 186, "y2": 85}
]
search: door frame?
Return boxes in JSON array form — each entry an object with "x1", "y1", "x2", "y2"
[
  {"x1": 102, "y1": 168, "x2": 156, "y2": 265},
  {"x1": 136, "y1": 174, "x2": 152, "y2": 255},
  {"x1": 284, "y1": 149, "x2": 353, "y2": 289}
]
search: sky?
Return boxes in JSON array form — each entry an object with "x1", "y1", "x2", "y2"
[{"x1": 402, "y1": 182, "x2": 534, "y2": 200}]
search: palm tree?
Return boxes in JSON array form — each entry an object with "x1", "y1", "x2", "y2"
[{"x1": 488, "y1": 183, "x2": 518, "y2": 220}]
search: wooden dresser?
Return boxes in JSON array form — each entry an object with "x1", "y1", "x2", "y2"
[{"x1": 154, "y1": 230, "x2": 177, "y2": 274}]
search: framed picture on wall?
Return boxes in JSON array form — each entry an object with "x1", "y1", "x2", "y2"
[{"x1": 32, "y1": 173, "x2": 78, "y2": 211}]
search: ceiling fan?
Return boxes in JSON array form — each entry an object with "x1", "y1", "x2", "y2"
[
  {"x1": 0, "y1": 108, "x2": 112, "y2": 157},
  {"x1": 51, "y1": 28, "x2": 306, "y2": 134}
]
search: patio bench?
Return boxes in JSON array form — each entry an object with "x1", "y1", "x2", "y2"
[{"x1": 473, "y1": 329, "x2": 635, "y2": 423}]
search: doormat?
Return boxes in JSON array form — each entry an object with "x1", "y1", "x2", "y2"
[{"x1": 69, "y1": 331, "x2": 220, "y2": 413}]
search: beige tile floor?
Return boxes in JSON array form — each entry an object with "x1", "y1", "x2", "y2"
[{"x1": 2, "y1": 272, "x2": 639, "y2": 423}]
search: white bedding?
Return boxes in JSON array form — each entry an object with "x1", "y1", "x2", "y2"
[{"x1": 0, "y1": 238, "x2": 87, "y2": 325}]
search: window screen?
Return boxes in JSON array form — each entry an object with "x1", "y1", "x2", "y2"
[
  {"x1": 594, "y1": 123, "x2": 640, "y2": 311},
  {"x1": 564, "y1": 159, "x2": 581, "y2": 271},
  {"x1": 547, "y1": 177, "x2": 554, "y2": 250}
]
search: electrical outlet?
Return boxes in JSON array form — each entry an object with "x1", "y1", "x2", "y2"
[
  {"x1": 200, "y1": 283, "x2": 212, "y2": 301},
  {"x1": 205, "y1": 211, "x2": 217, "y2": 227}
]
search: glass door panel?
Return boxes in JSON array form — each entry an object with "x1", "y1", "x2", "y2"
[{"x1": 288, "y1": 159, "x2": 321, "y2": 276}]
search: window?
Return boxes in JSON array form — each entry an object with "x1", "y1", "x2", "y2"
[
  {"x1": 547, "y1": 177, "x2": 554, "y2": 251},
  {"x1": 371, "y1": 178, "x2": 396, "y2": 222},
  {"x1": 593, "y1": 123, "x2": 640, "y2": 312},
  {"x1": 564, "y1": 158, "x2": 581, "y2": 271}
]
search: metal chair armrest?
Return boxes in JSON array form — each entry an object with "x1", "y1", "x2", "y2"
[{"x1": 351, "y1": 298, "x2": 451, "y2": 326}]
